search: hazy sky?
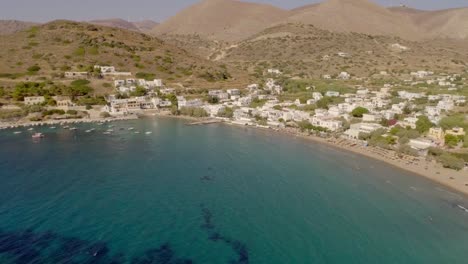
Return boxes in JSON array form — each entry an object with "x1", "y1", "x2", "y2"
[{"x1": 1, "y1": 0, "x2": 467, "y2": 22}]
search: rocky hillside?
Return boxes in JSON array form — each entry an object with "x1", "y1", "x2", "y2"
[{"x1": 214, "y1": 23, "x2": 468, "y2": 77}]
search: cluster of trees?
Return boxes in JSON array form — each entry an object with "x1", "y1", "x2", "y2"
[
  {"x1": 217, "y1": 107, "x2": 234, "y2": 118},
  {"x1": 359, "y1": 128, "x2": 397, "y2": 149},
  {"x1": 177, "y1": 107, "x2": 208, "y2": 118},
  {"x1": 316, "y1": 96, "x2": 344, "y2": 109},
  {"x1": 389, "y1": 125, "x2": 420, "y2": 144},
  {"x1": 297, "y1": 120, "x2": 328, "y2": 133},
  {"x1": 428, "y1": 148, "x2": 465, "y2": 171},
  {"x1": 6, "y1": 80, "x2": 94, "y2": 102}
]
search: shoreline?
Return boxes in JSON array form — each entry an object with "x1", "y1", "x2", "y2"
[
  {"x1": 0, "y1": 115, "x2": 139, "y2": 130},
  {"x1": 154, "y1": 114, "x2": 468, "y2": 197},
  {"x1": 2, "y1": 112, "x2": 467, "y2": 197}
]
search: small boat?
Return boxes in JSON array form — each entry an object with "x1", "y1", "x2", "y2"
[
  {"x1": 145, "y1": 131, "x2": 152, "y2": 135},
  {"x1": 103, "y1": 132, "x2": 111, "y2": 135},
  {"x1": 134, "y1": 131, "x2": 140, "y2": 134},
  {"x1": 27, "y1": 128, "x2": 34, "y2": 131},
  {"x1": 70, "y1": 127, "x2": 78, "y2": 131},
  {"x1": 85, "y1": 130, "x2": 92, "y2": 133},
  {"x1": 63, "y1": 126, "x2": 70, "y2": 129},
  {"x1": 13, "y1": 131, "x2": 22, "y2": 134},
  {"x1": 32, "y1": 133, "x2": 44, "y2": 139},
  {"x1": 49, "y1": 127, "x2": 56, "y2": 129},
  {"x1": 128, "y1": 127, "x2": 135, "y2": 131},
  {"x1": 107, "y1": 129, "x2": 114, "y2": 132}
]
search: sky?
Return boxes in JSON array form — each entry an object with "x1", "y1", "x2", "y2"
[{"x1": 1, "y1": 0, "x2": 467, "y2": 23}]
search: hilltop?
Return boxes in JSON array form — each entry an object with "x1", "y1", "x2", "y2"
[
  {"x1": 0, "y1": 20, "x2": 247, "y2": 88},
  {"x1": 0, "y1": 20, "x2": 38, "y2": 35},
  {"x1": 150, "y1": 0, "x2": 289, "y2": 41},
  {"x1": 150, "y1": 0, "x2": 468, "y2": 41},
  {"x1": 88, "y1": 18, "x2": 141, "y2": 32}
]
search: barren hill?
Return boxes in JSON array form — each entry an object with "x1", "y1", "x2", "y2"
[
  {"x1": 286, "y1": 0, "x2": 421, "y2": 40},
  {"x1": 151, "y1": 0, "x2": 289, "y2": 41},
  {"x1": 389, "y1": 7, "x2": 468, "y2": 39},
  {"x1": 0, "y1": 20, "x2": 245, "y2": 87},
  {"x1": 214, "y1": 23, "x2": 468, "y2": 77},
  {"x1": 0, "y1": 20, "x2": 38, "y2": 35}
]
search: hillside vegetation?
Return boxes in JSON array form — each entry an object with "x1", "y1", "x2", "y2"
[{"x1": 0, "y1": 20, "x2": 242, "y2": 88}]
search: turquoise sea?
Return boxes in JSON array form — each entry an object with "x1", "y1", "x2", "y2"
[{"x1": 1, "y1": 117, "x2": 468, "y2": 264}]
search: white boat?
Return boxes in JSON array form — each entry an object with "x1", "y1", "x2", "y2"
[
  {"x1": 13, "y1": 131, "x2": 22, "y2": 134},
  {"x1": 63, "y1": 126, "x2": 70, "y2": 129},
  {"x1": 50, "y1": 127, "x2": 56, "y2": 129},
  {"x1": 70, "y1": 127, "x2": 78, "y2": 131},
  {"x1": 103, "y1": 132, "x2": 111, "y2": 135},
  {"x1": 128, "y1": 127, "x2": 134, "y2": 131},
  {"x1": 85, "y1": 130, "x2": 92, "y2": 133},
  {"x1": 27, "y1": 128, "x2": 34, "y2": 131},
  {"x1": 107, "y1": 129, "x2": 114, "y2": 132},
  {"x1": 32, "y1": 133, "x2": 44, "y2": 139},
  {"x1": 145, "y1": 131, "x2": 152, "y2": 135},
  {"x1": 134, "y1": 131, "x2": 140, "y2": 134}
]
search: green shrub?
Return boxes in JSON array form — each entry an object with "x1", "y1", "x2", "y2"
[
  {"x1": 27, "y1": 65, "x2": 41, "y2": 73},
  {"x1": 438, "y1": 153, "x2": 464, "y2": 171},
  {"x1": 351, "y1": 107, "x2": 369, "y2": 118}
]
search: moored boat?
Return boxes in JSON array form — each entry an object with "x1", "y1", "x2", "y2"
[{"x1": 32, "y1": 133, "x2": 44, "y2": 139}]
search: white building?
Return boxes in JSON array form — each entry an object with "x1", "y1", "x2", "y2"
[
  {"x1": 338, "y1": 72, "x2": 350, "y2": 80},
  {"x1": 24, "y1": 96, "x2": 45, "y2": 105},
  {"x1": 344, "y1": 123, "x2": 383, "y2": 139}
]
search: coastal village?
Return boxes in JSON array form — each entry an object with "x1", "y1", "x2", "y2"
[{"x1": 1, "y1": 63, "x2": 468, "y2": 188}]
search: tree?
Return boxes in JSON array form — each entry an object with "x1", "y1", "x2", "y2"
[
  {"x1": 445, "y1": 134, "x2": 460, "y2": 148},
  {"x1": 130, "y1": 86, "x2": 147, "y2": 97},
  {"x1": 206, "y1": 96, "x2": 219, "y2": 104},
  {"x1": 351, "y1": 107, "x2": 369, "y2": 118},
  {"x1": 217, "y1": 107, "x2": 233, "y2": 118},
  {"x1": 415, "y1": 115, "x2": 433, "y2": 134},
  {"x1": 438, "y1": 153, "x2": 464, "y2": 171},
  {"x1": 316, "y1": 96, "x2": 333, "y2": 109}
]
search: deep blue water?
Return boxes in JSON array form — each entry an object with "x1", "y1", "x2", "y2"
[{"x1": 1, "y1": 117, "x2": 468, "y2": 264}]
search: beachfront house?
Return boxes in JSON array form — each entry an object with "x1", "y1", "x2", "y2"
[
  {"x1": 177, "y1": 96, "x2": 203, "y2": 110},
  {"x1": 310, "y1": 117, "x2": 343, "y2": 132},
  {"x1": 409, "y1": 138, "x2": 434, "y2": 152},
  {"x1": 24, "y1": 96, "x2": 45, "y2": 105},
  {"x1": 344, "y1": 123, "x2": 383, "y2": 139}
]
